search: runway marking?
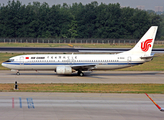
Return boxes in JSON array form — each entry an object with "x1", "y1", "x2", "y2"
[
  {"x1": 12, "y1": 98, "x2": 14, "y2": 108},
  {"x1": 26, "y1": 98, "x2": 35, "y2": 109},
  {"x1": 19, "y1": 97, "x2": 22, "y2": 108}
]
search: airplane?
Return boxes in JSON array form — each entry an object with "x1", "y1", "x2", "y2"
[
  {"x1": 1, "y1": 26, "x2": 158, "y2": 76},
  {"x1": 145, "y1": 93, "x2": 164, "y2": 111}
]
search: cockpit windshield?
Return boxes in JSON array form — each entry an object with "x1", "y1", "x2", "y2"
[{"x1": 5, "y1": 59, "x2": 14, "y2": 62}]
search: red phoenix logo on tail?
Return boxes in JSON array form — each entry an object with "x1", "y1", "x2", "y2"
[{"x1": 141, "y1": 39, "x2": 153, "y2": 52}]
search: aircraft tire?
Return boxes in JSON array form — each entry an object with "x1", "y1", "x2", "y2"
[
  {"x1": 79, "y1": 72, "x2": 84, "y2": 77},
  {"x1": 16, "y1": 72, "x2": 20, "y2": 75}
]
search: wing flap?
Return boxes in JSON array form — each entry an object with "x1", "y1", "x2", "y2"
[{"x1": 71, "y1": 64, "x2": 96, "y2": 71}]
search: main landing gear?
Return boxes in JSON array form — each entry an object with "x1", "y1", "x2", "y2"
[
  {"x1": 16, "y1": 71, "x2": 20, "y2": 75},
  {"x1": 77, "y1": 70, "x2": 84, "y2": 76}
]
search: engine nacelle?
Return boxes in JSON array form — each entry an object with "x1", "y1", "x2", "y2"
[{"x1": 56, "y1": 66, "x2": 72, "y2": 75}]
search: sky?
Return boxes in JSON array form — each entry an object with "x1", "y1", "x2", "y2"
[{"x1": 1, "y1": 0, "x2": 164, "y2": 11}]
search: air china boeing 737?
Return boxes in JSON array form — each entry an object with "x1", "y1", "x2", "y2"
[{"x1": 2, "y1": 26, "x2": 158, "y2": 76}]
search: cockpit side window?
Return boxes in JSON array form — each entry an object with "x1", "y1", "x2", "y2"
[{"x1": 5, "y1": 59, "x2": 14, "y2": 62}]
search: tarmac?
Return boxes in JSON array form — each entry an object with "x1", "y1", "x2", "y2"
[
  {"x1": 0, "y1": 92, "x2": 163, "y2": 120},
  {"x1": 0, "y1": 47, "x2": 164, "y2": 53},
  {"x1": 0, "y1": 70, "x2": 164, "y2": 120},
  {"x1": 0, "y1": 70, "x2": 164, "y2": 84}
]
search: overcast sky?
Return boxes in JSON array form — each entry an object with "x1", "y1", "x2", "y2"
[{"x1": 1, "y1": 0, "x2": 164, "y2": 11}]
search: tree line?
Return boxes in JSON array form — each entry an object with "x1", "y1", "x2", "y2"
[{"x1": 0, "y1": 0, "x2": 163, "y2": 39}]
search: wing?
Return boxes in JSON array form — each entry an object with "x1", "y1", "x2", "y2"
[{"x1": 71, "y1": 64, "x2": 97, "y2": 71}]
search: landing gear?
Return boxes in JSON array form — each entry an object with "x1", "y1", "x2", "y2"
[
  {"x1": 16, "y1": 72, "x2": 20, "y2": 75},
  {"x1": 79, "y1": 72, "x2": 84, "y2": 77},
  {"x1": 77, "y1": 70, "x2": 84, "y2": 76}
]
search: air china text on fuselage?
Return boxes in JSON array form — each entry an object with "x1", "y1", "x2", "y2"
[{"x1": 1, "y1": 26, "x2": 158, "y2": 76}]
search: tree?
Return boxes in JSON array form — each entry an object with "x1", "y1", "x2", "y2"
[{"x1": 0, "y1": 0, "x2": 163, "y2": 39}]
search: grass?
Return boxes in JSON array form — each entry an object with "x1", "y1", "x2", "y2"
[
  {"x1": 0, "y1": 42, "x2": 164, "y2": 48},
  {"x1": 0, "y1": 83, "x2": 164, "y2": 93},
  {"x1": 0, "y1": 53, "x2": 164, "y2": 71}
]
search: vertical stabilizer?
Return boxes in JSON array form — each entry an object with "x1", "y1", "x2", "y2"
[{"x1": 121, "y1": 26, "x2": 158, "y2": 56}]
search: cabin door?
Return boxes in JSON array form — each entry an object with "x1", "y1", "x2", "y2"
[
  {"x1": 127, "y1": 56, "x2": 131, "y2": 64},
  {"x1": 71, "y1": 56, "x2": 74, "y2": 65},
  {"x1": 20, "y1": 56, "x2": 24, "y2": 65},
  {"x1": 19, "y1": 56, "x2": 24, "y2": 69},
  {"x1": 67, "y1": 56, "x2": 71, "y2": 65}
]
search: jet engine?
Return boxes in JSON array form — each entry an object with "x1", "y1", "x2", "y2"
[{"x1": 56, "y1": 66, "x2": 73, "y2": 75}]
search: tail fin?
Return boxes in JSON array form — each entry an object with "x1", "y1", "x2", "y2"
[{"x1": 122, "y1": 26, "x2": 158, "y2": 56}]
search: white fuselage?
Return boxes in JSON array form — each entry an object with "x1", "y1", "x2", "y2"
[
  {"x1": 1, "y1": 26, "x2": 158, "y2": 76},
  {"x1": 2, "y1": 53, "x2": 145, "y2": 71}
]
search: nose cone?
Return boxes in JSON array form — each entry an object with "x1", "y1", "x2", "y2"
[{"x1": 1, "y1": 62, "x2": 6, "y2": 67}]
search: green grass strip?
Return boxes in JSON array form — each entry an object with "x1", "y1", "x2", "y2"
[{"x1": 1, "y1": 83, "x2": 164, "y2": 93}]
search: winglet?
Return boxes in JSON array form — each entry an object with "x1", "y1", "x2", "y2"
[{"x1": 145, "y1": 93, "x2": 161, "y2": 110}]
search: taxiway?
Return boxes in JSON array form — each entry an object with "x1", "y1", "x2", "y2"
[
  {"x1": 0, "y1": 93, "x2": 163, "y2": 120},
  {"x1": 0, "y1": 70, "x2": 164, "y2": 84}
]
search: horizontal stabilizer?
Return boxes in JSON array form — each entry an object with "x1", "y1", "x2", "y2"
[
  {"x1": 140, "y1": 53, "x2": 154, "y2": 59},
  {"x1": 140, "y1": 56, "x2": 154, "y2": 59}
]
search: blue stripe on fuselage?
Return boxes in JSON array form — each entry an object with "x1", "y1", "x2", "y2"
[{"x1": 2, "y1": 62, "x2": 143, "y2": 66}]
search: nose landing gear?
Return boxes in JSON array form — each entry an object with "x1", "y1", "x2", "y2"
[{"x1": 16, "y1": 72, "x2": 20, "y2": 75}]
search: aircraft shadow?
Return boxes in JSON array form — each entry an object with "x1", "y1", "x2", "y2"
[{"x1": 8, "y1": 71, "x2": 160, "y2": 77}]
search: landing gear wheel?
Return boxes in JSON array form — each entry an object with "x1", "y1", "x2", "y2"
[
  {"x1": 79, "y1": 72, "x2": 84, "y2": 77},
  {"x1": 16, "y1": 72, "x2": 20, "y2": 75},
  {"x1": 77, "y1": 70, "x2": 84, "y2": 76}
]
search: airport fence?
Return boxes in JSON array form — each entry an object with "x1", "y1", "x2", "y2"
[{"x1": 0, "y1": 38, "x2": 164, "y2": 45}]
